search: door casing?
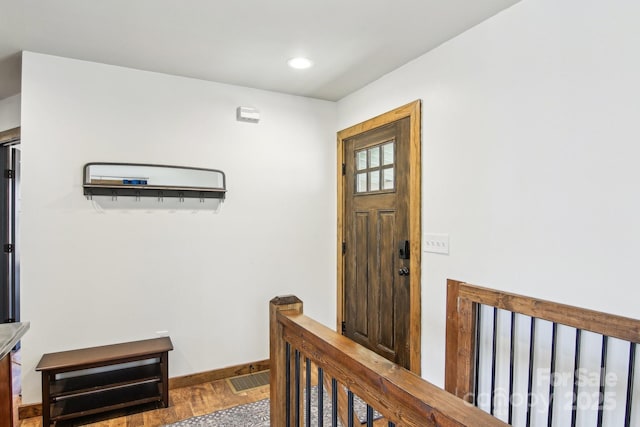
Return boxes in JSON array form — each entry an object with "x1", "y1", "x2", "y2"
[{"x1": 337, "y1": 100, "x2": 422, "y2": 374}]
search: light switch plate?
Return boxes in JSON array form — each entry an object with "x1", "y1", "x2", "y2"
[{"x1": 423, "y1": 233, "x2": 449, "y2": 254}]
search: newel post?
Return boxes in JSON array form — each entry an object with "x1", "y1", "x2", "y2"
[{"x1": 270, "y1": 295, "x2": 303, "y2": 427}]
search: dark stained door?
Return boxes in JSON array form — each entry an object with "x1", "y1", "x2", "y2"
[{"x1": 343, "y1": 117, "x2": 410, "y2": 368}]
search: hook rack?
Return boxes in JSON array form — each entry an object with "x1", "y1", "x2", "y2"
[{"x1": 83, "y1": 163, "x2": 226, "y2": 209}]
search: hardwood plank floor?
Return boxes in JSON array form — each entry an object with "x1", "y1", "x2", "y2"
[{"x1": 17, "y1": 376, "x2": 270, "y2": 427}]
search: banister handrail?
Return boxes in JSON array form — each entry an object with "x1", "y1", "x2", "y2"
[
  {"x1": 270, "y1": 295, "x2": 509, "y2": 427},
  {"x1": 452, "y1": 280, "x2": 640, "y2": 342}
]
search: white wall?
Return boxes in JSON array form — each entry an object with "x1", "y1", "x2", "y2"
[
  {"x1": 0, "y1": 93, "x2": 20, "y2": 131},
  {"x1": 20, "y1": 52, "x2": 337, "y2": 403},
  {"x1": 338, "y1": 0, "x2": 640, "y2": 386}
]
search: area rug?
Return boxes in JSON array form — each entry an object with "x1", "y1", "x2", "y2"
[
  {"x1": 166, "y1": 398, "x2": 270, "y2": 426},
  {"x1": 164, "y1": 386, "x2": 381, "y2": 426}
]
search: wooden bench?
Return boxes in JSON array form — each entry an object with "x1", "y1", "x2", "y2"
[{"x1": 36, "y1": 337, "x2": 173, "y2": 426}]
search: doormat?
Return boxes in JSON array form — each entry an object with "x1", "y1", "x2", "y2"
[
  {"x1": 164, "y1": 385, "x2": 382, "y2": 426},
  {"x1": 227, "y1": 370, "x2": 270, "y2": 393}
]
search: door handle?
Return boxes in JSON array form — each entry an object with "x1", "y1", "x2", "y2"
[
  {"x1": 398, "y1": 266, "x2": 409, "y2": 276},
  {"x1": 399, "y1": 240, "x2": 410, "y2": 259}
]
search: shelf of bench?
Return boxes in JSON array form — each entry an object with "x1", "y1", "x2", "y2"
[
  {"x1": 50, "y1": 382, "x2": 162, "y2": 421},
  {"x1": 49, "y1": 363, "x2": 162, "y2": 398}
]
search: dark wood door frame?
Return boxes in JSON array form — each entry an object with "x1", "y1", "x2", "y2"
[
  {"x1": 0, "y1": 127, "x2": 20, "y2": 326},
  {"x1": 337, "y1": 100, "x2": 422, "y2": 374}
]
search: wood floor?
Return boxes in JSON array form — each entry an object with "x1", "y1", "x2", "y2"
[{"x1": 16, "y1": 376, "x2": 270, "y2": 427}]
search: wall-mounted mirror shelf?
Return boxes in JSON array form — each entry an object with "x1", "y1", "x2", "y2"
[{"x1": 83, "y1": 163, "x2": 226, "y2": 210}]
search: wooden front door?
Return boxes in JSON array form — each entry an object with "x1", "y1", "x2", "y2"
[{"x1": 338, "y1": 101, "x2": 421, "y2": 372}]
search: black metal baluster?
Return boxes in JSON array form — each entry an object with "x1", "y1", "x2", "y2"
[
  {"x1": 332, "y1": 378, "x2": 338, "y2": 427},
  {"x1": 347, "y1": 390, "x2": 354, "y2": 427},
  {"x1": 474, "y1": 304, "x2": 482, "y2": 406},
  {"x1": 286, "y1": 342, "x2": 291, "y2": 427},
  {"x1": 508, "y1": 312, "x2": 516, "y2": 425},
  {"x1": 295, "y1": 349, "x2": 301, "y2": 427},
  {"x1": 597, "y1": 336, "x2": 609, "y2": 426},
  {"x1": 318, "y1": 367, "x2": 324, "y2": 427},
  {"x1": 625, "y1": 342, "x2": 636, "y2": 427},
  {"x1": 526, "y1": 317, "x2": 536, "y2": 427},
  {"x1": 366, "y1": 404, "x2": 374, "y2": 427},
  {"x1": 547, "y1": 322, "x2": 558, "y2": 427},
  {"x1": 490, "y1": 307, "x2": 498, "y2": 416},
  {"x1": 571, "y1": 329, "x2": 582, "y2": 427},
  {"x1": 305, "y1": 358, "x2": 311, "y2": 427}
]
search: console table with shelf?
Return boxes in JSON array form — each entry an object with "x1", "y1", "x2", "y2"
[{"x1": 36, "y1": 337, "x2": 173, "y2": 426}]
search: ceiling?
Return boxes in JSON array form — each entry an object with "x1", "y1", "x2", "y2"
[{"x1": 0, "y1": 0, "x2": 520, "y2": 102}]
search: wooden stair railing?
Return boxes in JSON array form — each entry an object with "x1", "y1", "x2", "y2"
[
  {"x1": 444, "y1": 279, "x2": 640, "y2": 426},
  {"x1": 270, "y1": 295, "x2": 510, "y2": 427}
]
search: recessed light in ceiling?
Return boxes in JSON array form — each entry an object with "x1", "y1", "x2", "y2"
[{"x1": 287, "y1": 57, "x2": 313, "y2": 70}]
